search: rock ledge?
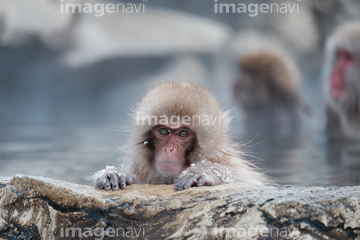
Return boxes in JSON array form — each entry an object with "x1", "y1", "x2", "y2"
[{"x1": 0, "y1": 176, "x2": 360, "y2": 239}]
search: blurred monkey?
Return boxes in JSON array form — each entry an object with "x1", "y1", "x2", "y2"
[
  {"x1": 323, "y1": 22, "x2": 360, "y2": 140},
  {"x1": 233, "y1": 50, "x2": 310, "y2": 137}
]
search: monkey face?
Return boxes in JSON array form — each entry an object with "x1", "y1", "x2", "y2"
[
  {"x1": 151, "y1": 125, "x2": 195, "y2": 177},
  {"x1": 326, "y1": 22, "x2": 360, "y2": 110},
  {"x1": 342, "y1": 50, "x2": 360, "y2": 100},
  {"x1": 329, "y1": 48, "x2": 356, "y2": 100}
]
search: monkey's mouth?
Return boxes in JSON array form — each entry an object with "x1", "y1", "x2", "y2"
[
  {"x1": 157, "y1": 161, "x2": 182, "y2": 176},
  {"x1": 330, "y1": 83, "x2": 347, "y2": 99}
]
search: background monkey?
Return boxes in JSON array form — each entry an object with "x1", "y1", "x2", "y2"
[
  {"x1": 233, "y1": 50, "x2": 310, "y2": 137},
  {"x1": 323, "y1": 22, "x2": 360, "y2": 141},
  {"x1": 93, "y1": 82, "x2": 269, "y2": 191}
]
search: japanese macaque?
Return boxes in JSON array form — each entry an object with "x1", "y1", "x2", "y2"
[
  {"x1": 93, "y1": 82, "x2": 269, "y2": 191},
  {"x1": 324, "y1": 22, "x2": 360, "y2": 140},
  {"x1": 233, "y1": 50, "x2": 309, "y2": 136}
]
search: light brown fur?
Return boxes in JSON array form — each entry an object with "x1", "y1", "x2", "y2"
[
  {"x1": 93, "y1": 82, "x2": 270, "y2": 190},
  {"x1": 240, "y1": 50, "x2": 301, "y2": 104},
  {"x1": 234, "y1": 50, "x2": 309, "y2": 135}
]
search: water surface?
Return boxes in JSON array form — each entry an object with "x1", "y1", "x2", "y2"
[{"x1": 1, "y1": 125, "x2": 359, "y2": 187}]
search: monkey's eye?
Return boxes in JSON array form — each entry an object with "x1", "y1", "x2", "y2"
[
  {"x1": 344, "y1": 51, "x2": 354, "y2": 62},
  {"x1": 159, "y1": 128, "x2": 169, "y2": 135},
  {"x1": 339, "y1": 49, "x2": 355, "y2": 62},
  {"x1": 178, "y1": 130, "x2": 189, "y2": 138}
]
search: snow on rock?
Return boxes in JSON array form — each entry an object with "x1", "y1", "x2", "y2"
[{"x1": 1, "y1": 175, "x2": 360, "y2": 239}]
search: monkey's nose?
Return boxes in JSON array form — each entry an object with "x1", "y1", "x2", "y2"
[
  {"x1": 164, "y1": 145, "x2": 175, "y2": 153},
  {"x1": 165, "y1": 148, "x2": 174, "y2": 153}
]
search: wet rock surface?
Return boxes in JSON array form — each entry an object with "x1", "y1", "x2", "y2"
[{"x1": 0, "y1": 176, "x2": 360, "y2": 239}]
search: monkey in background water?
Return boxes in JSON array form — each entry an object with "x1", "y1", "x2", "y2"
[
  {"x1": 233, "y1": 50, "x2": 310, "y2": 137},
  {"x1": 323, "y1": 22, "x2": 360, "y2": 141}
]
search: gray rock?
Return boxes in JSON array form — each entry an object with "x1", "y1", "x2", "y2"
[{"x1": 0, "y1": 175, "x2": 359, "y2": 239}]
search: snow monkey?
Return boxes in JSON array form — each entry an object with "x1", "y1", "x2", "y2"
[
  {"x1": 233, "y1": 50, "x2": 310, "y2": 135},
  {"x1": 93, "y1": 82, "x2": 269, "y2": 191},
  {"x1": 324, "y1": 22, "x2": 360, "y2": 140}
]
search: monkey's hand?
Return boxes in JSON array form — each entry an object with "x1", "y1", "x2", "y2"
[
  {"x1": 174, "y1": 160, "x2": 232, "y2": 191},
  {"x1": 92, "y1": 166, "x2": 134, "y2": 191}
]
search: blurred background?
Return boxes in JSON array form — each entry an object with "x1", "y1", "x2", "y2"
[{"x1": 0, "y1": 0, "x2": 360, "y2": 186}]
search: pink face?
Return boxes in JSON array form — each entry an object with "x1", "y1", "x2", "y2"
[
  {"x1": 152, "y1": 125, "x2": 195, "y2": 177},
  {"x1": 330, "y1": 49, "x2": 356, "y2": 99}
]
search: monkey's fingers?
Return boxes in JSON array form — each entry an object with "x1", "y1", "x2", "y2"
[
  {"x1": 196, "y1": 175, "x2": 212, "y2": 187},
  {"x1": 103, "y1": 176, "x2": 112, "y2": 191},
  {"x1": 93, "y1": 171, "x2": 110, "y2": 190},
  {"x1": 93, "y1": 166, "x2": 131, "y2": 190},
  {"x1": 95, "y1": 179, "x2": 105, "y2": 189},
  {"x1": 118, "y1": 175, "x2": 127, "y2": 189},
  {"x1": 109, "y1": 172, "x2": 120, "y2": 190},
  {"x1": 94, "y1": 172, "x2": 119, "y2": 191},
  {"x1": 125, "y1": 175, "x2": 134, "y2": 185},
  {"x1": 174, "y1": 175, "x2": 197, "y2": 191}
]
